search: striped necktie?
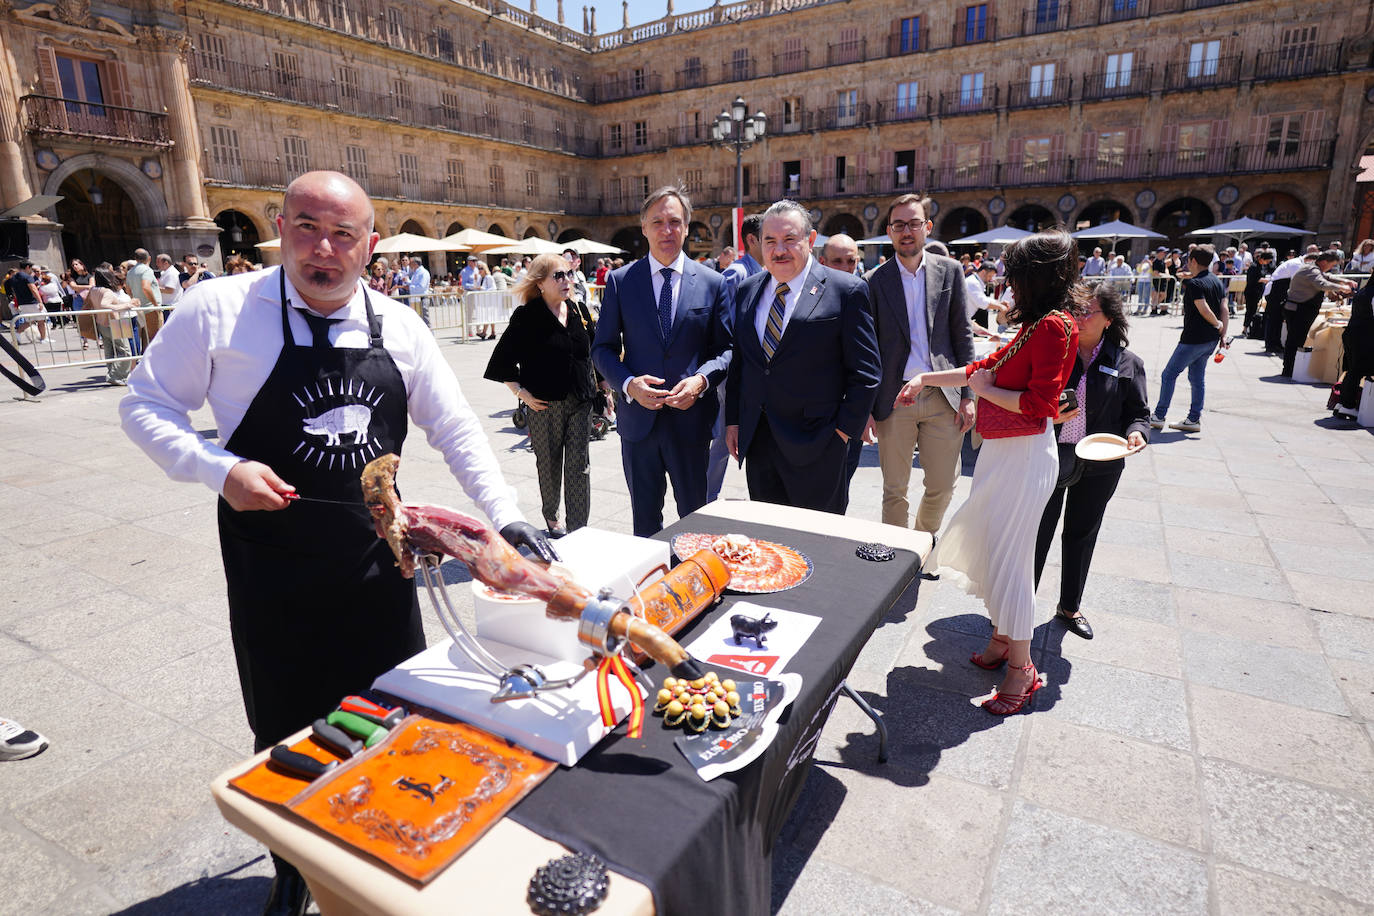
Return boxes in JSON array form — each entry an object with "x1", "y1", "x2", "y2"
[{"x1": 762, "y1": 282, "x2": 789, "y2": 361}]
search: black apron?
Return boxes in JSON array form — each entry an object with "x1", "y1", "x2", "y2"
[{"x1": 217, "y1": 271, "x2": 423, "y2": 749}]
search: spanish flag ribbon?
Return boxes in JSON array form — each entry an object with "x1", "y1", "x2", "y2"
[{"x1": 594, "y1": 654, "x2": 645, "y2": 738}]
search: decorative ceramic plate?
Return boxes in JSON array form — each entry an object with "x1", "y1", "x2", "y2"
[{"x1": 671, "y1": 533, "x2": 813, "y2": 593}]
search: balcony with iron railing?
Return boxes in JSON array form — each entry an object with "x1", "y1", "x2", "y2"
[
  {"x1": 204, "y1": 154, "x2": 603, "y2": 214},
  {"x1": 774, "y1": 49, "x2": 810, "y2": 75},
  {"x1": 1253, "y1": 41, "x2": 1344, "y2": 81},
  {"x1": 1162, "y1": 55, "x2": 1242, "y2": 90},
  {"x1": 887, "y1": 29, "x2": 929, "y2": 56},
  {"x1": 1095, "y1": 0, "x2": 1146, "y2": 23},
  {"x1": 931, "y1": 161, "x2": 1000, "y2": 190},
  {"x1": 608, "y1": 136, "x2": 1335, "y2": 214},
  {"x1": 809, "y1": 175, "x2": 868, "y2": 198},
  {"x1": 1020, "y1": 2, "x2": 1072, "y2": 34},
  {"x1": 874, "y1": 93, "x2": 933, "y2": 123},
  {"x1": 190, "y1": 57, "x2": 597, "y2": 156},
  {"x1": 827, "y1": 38, "x2": 867, "y2": 67},
  {"x1": 1006, "y1": 74, "x2": 1072, "y2": 108},
  {"x1": 720, "y1": 55, "x2": 758, "y2": 82},
  {"x1": 939, "y1": 85, "x2": 1000, "y2": 116},
  {"x1": 999, "y1": 156, "x2": 1071, "y2": 186},
  {"x1": 952, "y1": 15, "x2": 997, "y2": 46},
  {"x1": 675, "y1": 63, "x2": 709, "y2": 89},
  {"x1": 594, "y1": 72, "x2": 663, "y2": 102},
  {"x1": 811, "y1": 102, "x2": 872, "y2": 131},
  {"x1": 218, "y1": 0, "x2": 589, "y2": 97},
  {"x1": 1080, "y1": 64, "x2": 1153, "y2": 101},
  {"x1": 20, "y1": 94, "x2": 171, "y2": 147}
]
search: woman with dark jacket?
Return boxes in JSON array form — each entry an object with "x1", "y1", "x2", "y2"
[
  {"x1": 1033, "y1": 283, "x2": 1150, "y2": 639},
  {"x1": 484, "y1": 253, "x2": 601, "y2": 537},
  {"x1": 1334, "y1": 274, "x2": 1373, "y2": 421}
]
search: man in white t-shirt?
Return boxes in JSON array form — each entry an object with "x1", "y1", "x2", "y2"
[{"x1": 156, "y1": 253, "x2": 182, "y2": 307}]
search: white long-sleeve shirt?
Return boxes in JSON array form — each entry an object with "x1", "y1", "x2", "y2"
[
  {"x1": 1264, "y1": 256, "x2": 1306, "y2": 297},
  {"x1": 119, "y1": 267, "x2": 523, "y2": 531}
]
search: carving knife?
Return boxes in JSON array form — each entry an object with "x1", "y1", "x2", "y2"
[{"x1": 269, "y1": 745, "x2": 338, "y2": 781}]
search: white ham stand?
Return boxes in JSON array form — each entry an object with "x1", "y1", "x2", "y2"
[{"x1": 373, "y1": 528, "x2": 671, "y2": 765}]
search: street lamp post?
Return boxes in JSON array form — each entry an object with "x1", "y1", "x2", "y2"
[{"x1": 711, "y1": 96, "x2": 768, "y2": 214}]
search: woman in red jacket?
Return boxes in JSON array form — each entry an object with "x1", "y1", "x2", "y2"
[{"x1": 896, "y1": 229, "x2": 1080, "y2": 714}]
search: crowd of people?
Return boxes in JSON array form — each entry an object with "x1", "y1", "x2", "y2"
[{"x1": 1, "y1": 251, "x2": 221, "y2": 384}]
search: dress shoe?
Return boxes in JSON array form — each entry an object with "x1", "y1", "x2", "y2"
[
  {"x1": 545, "y1": 522, "x2": 567, "y2": 539},
  {"x1": 1055, "y1": 609, "x2": 1094, "y2": 640},
  {"x1": 262, "y1": 868, "x2": 312, "y2": 916}
]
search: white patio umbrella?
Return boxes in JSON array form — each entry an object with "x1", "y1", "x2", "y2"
[
  {"x1": 254, "y1": 238, "x2": 281, "y2": 249},
  {"x1": 857, "y1": 234, "x2": 891, "y2": 246},
  {"x1": 440, "y1": 228, "x2": 520, "y2": 252},
  {"x1": 1071, "y1": 219, "x2": 1166, "y2": 245},
  {"x1": 372, "y1": 232, "x2": 465, "y2": 255},
  {"x1": 950, "y1": 226, "x2": 1034, "y2": 246},
  {"x1": 1071, "y1": 219, "x2": 1166, "y2": 258},
  {"x1": 1186, "y1": 217, "x2": 1311, "y2": 244},
  {"x1": 481, "y1": 237, "x2": 566, "y2": 257},
  {"x1": 562, "y1": 238, "x2": 623, "y2": 255}
]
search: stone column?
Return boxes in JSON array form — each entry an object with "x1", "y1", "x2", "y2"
[
  {"x1": 144, "y1": 27, "x2": 214, "y2": 227},
  {"x1": 0, "y1": 25, "x2": 34, "y2": 211},
  {"x1": 1319, "y1": 78, "x2": 1367, "y2": 236}
]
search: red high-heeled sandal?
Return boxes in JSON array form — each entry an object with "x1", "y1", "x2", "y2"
[
  {"x1": 981, "y1": 661, "x2": 1046, "y2": 715},
  {"x1": 970, "y1": 635, "x2": 1010, "y2": 670}
]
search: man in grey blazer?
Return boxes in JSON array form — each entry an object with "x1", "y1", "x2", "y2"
[{"x1": 867, "y1": 193, "x2": 977, "y2": 533}]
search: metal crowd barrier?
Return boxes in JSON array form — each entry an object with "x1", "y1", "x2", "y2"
[
  {"x1": 1, "y1": 302, "x2": 163, "y2": 374},
  {"x1": 392, "y1": 283, "x2": 602, "y2": 342}
]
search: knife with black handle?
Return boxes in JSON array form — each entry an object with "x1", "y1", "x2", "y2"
[
  {"x1": 312, "y1": 719, "x2": 363, "y2": 758},
  {"x1": 269, "y1": 745, "x2": 339, "y2": 781}
]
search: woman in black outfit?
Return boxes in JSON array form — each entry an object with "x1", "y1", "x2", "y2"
[
  {"x1": 1033, "y1": 284, "x2": 1151, "y2": 639},
  {"x1": 1335, "y1": 274, "x2": 1373, "y2": 421},
  {"x1": 485, "y1": 253, "x2": 601, "y2": 537}
]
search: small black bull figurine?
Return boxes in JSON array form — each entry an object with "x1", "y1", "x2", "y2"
[{"x1": 730, "y1": 612, "x2": 778, "y2": 648}]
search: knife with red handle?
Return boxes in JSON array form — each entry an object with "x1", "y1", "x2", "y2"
[{"x1": 339, "y1": 695, "x2": 406, "y2": 728}]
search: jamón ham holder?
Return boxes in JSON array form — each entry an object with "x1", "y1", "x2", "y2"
[{"x1": 362, "y1": 454, "x2": 706, "y2": 702}]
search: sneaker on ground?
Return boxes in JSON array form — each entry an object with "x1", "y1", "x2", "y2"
[
  {"x1": 1148, "y1": 413, "x2": 1166, "y2": 429},
  {"x1": 0, "y1": 717, "x2": 49, "y2": 761},
  {"x1": 1170, "y1": 418, "x2": 1202, "y2": 432}
]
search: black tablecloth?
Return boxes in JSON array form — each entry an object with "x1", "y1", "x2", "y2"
[{"x1": 508, "y1": 513, "x2": 921, "y2": 916}]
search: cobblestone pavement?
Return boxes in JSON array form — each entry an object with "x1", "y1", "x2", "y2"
[{"x1": 2, "y1": 313, "x2": 1371, "y2": 915}]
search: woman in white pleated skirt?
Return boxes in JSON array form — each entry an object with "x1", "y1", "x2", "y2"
[{"x1": 896, "y1": 229, "x2": 1081, "y2": 714}]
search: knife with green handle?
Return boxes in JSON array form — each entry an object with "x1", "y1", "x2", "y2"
[{"x1": 326, "y1": 710, "x2": 388, "y2": 748}]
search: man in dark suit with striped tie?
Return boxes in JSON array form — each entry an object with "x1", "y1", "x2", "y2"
[
  {"x1": 593, "y1": 187, "x2": 733, "y2": 535},
  {"x1": 725, "y1": 200, "x2": 881, "y2": 513}
]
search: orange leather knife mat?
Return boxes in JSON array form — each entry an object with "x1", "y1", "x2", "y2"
[
  {"x1": 287, "y1": 717, "x2": 555, "y2": 883},
  {"x1": 230, "y1": 732, "x2": 346, "y2": 808}
]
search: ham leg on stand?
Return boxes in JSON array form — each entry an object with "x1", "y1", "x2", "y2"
[{"x1": 362, "y1": 454, "x2": 705, "y2": 688}]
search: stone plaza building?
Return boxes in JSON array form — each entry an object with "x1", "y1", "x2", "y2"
[{"x1": 2, "y1": 0, "x2": 1372, "y2": 271}]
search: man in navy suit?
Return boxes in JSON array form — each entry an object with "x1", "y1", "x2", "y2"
[
  {"x1": 725, "y1": 200, "x2": 880, "y2": 513},
  {"x1": 593, "y1": 187, "x2": 733, "y2": 536}
]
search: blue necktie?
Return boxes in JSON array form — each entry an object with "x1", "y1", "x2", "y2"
[
  {"x1": 762, "y1": 282, "x2": 789, "y2": 361},
  {"x1": 657, "y1": 267, "x2": 674, "y2": 340}
]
